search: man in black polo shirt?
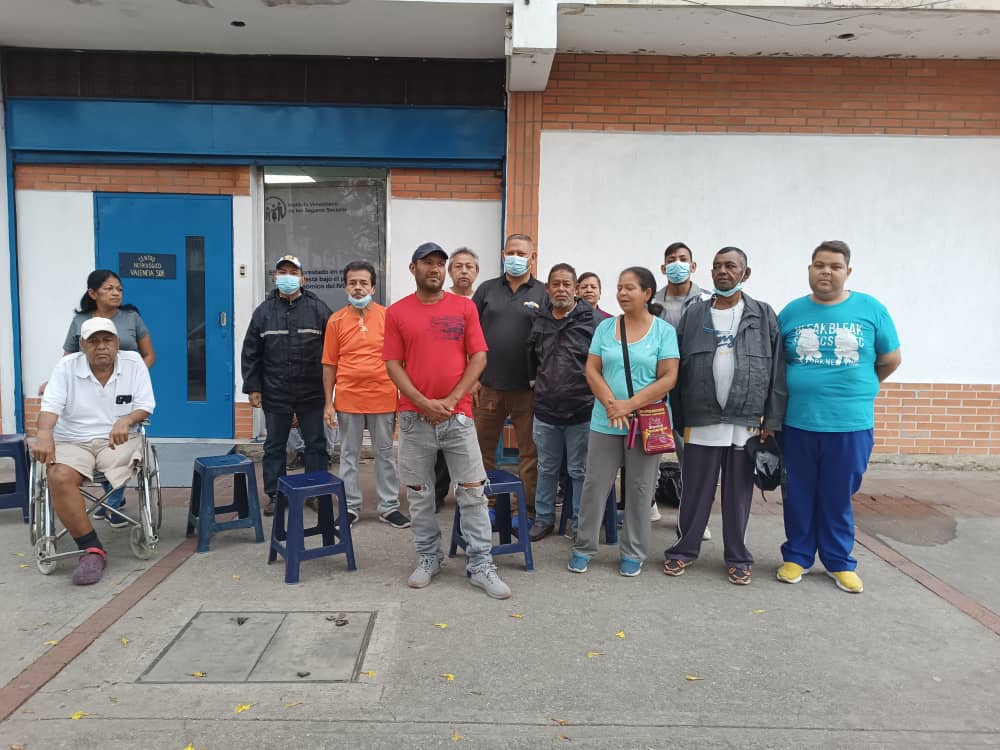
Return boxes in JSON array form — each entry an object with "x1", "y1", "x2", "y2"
[{"x1": 472, "y1": 233, "x2": 548, "y2": 515}]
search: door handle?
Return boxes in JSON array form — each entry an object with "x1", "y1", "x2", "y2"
[{"x1": 219, "y1": 312, "x2": 227, "y2": 328}]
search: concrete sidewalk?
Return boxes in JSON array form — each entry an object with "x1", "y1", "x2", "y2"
[{"x1": 1, "y1": 463, "x2": 998, "y2": 749}]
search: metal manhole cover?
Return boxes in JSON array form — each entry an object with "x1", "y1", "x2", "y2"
[{"x1": 139, "y1": 610, "x2": 375, "y2": 683}]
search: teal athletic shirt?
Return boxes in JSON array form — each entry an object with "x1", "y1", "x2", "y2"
[
  {"x1": 588, "y1": 315, "x2": 679, "y2": 436},
  {"x1": 779, "y1": 291, "x2": 899, "y2": 433}
]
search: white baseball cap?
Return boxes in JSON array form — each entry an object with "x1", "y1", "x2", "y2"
[{"x1": 80, "y1": 317, "x2": 118, "y2": 340}]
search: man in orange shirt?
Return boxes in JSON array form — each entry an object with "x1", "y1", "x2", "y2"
[{"x1": 323, "y1": 261, "x2": 410, "y2": 529}]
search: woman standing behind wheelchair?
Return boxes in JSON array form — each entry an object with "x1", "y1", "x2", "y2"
[
  {"x1": 60, "y1": 269, "x2": 156, "y2": 526},
  {"x1": 63, "y1": 269, "x2": 156, "y2": 367},
  {"x1": 568, "y1": 266, "x2": 679, "y2": 577}
]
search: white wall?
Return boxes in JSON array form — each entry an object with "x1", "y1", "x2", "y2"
[
  {"x1": 387, "y1": 198, "x2": 503, "y2": 304},
  {"x1": 232, "y1": 193, "x2": 254, "y2": 405},
  {"x1": 16, "y1": 190, "x2": 96, "y2": 394},
  {"x1": 0, "y1": 68, "x2": 14, "y2": 431},
  {"x1": 538, "y1": 131, "x2": 1000, "y2": 384}
]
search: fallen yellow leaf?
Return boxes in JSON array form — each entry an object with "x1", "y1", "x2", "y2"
[
  {"x1": 615, "y1": 630, "x2": 625, "y2": 639},
  {"x1": 183, "y1": 744, "x2": 195, "y2": 750},
  {"x1": 120, "y1": 638, "x2": 129, "y2": 648},
  {"x1": 439, "y1": 673, "x2": 456, "y2": 681},
  {"x1": 234, "y1": 703, "x2": 254, "y2": 714},
  {"x1": 231, "y1": 574, "x2": 240, "y2": 580},
  {"x1": 362, "y1": 670, "x2": 376, "y2": 678},
  {"x1": 685, "y1": 675, "x2": 704, "y2": 681},
  {"x1": 434, "y1": 623, "x2": 448, "y2": 629},
  {"x1": 15, "y1": 552, "x2": 25, "y2": 557},
  {"x1": 11, "y1": 743, "x2": 26, "y2": 750},
  {"x1": 558, "y1": 734, "x2": 571, "y2": 741},
  {"x1": 284, "y1": 701, "x2": 302, "y2": 708},
  {"x1": 70, "y1": 711, "x2": 88, "y2": 720},
  {"x1": 452, "y1": 731, "x2": 464, "y2": 742},
  {"x1": 551, "y1": 718, "x2": 570, "y2": 726},
  {"x1": 586, "y1": 651, "x2": 604, "y2": 658},
  {"x1": 18, "y1": 563, "x2": 29, "y2": 569},
  {"x1": 509, "y1": 613, "x2": 524, "y2": 619},
  {"x1": 190, "y1": 672, "x2": 207, "y2": 678},
  {"x1": 44, "y1": 640, "x2": 59, "y2": 646},
  {"x1": 752, "y1": 609, "x2": 767, "y2": 615}
]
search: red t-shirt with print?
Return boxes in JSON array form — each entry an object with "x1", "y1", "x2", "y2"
[{"x1": 383, "y1": 292, "x2": 488, "y2": 417}]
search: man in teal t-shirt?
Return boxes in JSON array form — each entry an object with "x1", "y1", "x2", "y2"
[{"x1": 776, "y1": 240, "x2": 901, "y2": 594}]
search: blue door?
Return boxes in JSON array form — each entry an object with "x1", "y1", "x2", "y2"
[{"x1": 95, "y1": 194, "x2": 234, "y2": 438}]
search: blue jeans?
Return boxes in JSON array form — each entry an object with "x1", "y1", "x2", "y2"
[
  {"x1": 531, "y1": 418, "x2": 589, "y2": 526},
  {"x1": 397, "y1": 412, "x2": 494, "y2": 571}
]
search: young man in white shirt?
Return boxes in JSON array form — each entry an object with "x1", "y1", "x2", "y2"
[{"x1": 34, "y1": 317, "x2": 156, "y2": 585}]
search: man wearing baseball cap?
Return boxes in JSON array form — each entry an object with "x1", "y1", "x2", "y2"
[
  {"x1": 34, "y1": 317, "x2": 156, "y2": 585},
  {"x1": 242, "y1": 255, "x2": 334, "y2": 515},
  {"x1": 384, "y1": 242, "x2": 512, "y2": 599}
]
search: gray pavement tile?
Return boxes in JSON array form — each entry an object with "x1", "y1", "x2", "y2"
[
  {"x1": 248, "y1": 611, "x2": 375, "y2": 682},
  {"x1": 140, "y1": 611, "x2": 285, "y2": 683}
]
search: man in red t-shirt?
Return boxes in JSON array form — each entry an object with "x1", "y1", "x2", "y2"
[{"x1": 384, "y1": 242, "x2": 512, "y2": 600}]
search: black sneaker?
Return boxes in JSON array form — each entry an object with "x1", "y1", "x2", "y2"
[
  {"x1": 379, "y1": 510, "x2": 411, "y2": 529},
  {"x1": 94, "y1": 499, "x2": 125, "y2": 520},
  {"x1": 338, "y1": 509, "x2": 359, "y2": 527},
  {"x1": 106, "y1": 508, "x2": 130, "y2": 529}
]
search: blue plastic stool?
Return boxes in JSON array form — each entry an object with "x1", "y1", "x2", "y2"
[
  {"x1": 186, "y1": 455, "x2": 265, "y2": 553},
  {"x1": 558, "y1": 485, "x2": 618, "y2": 545},
  {"x1": 268, "y1": 471, "x2": 356, "y2": 584},
  {"x1": 0, "y1": 434, "x2": 30, "y2": 523},
  {"x1": 449, "y1": 469, "x2": 534, "y2": 571}
]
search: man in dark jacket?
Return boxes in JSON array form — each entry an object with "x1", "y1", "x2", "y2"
[
  {"x1": 242, "y1": 255, "x2": 333, "y2": 515},
  {"x1": 526, "y1": 263, "x2": 596, "y2": 541},
  {"x1": 662, "y1": 247, "x2": 786, "y2": 585}
]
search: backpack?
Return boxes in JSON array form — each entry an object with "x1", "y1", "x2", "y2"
[{"x1": 654, "y1": 462, "x2": 683, "y2": 507}]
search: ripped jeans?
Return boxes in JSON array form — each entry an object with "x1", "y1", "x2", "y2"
[{"x1": 397, "y1": 411, "x2": 494, "y2": 571}]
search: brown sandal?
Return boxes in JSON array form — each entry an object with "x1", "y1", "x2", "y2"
[
  {"x1": 663, "y1": 559, "x2": 688, "y2": 577},
  {"x1": 727, "y1": 566, "x2": 752, "y2": 585}
]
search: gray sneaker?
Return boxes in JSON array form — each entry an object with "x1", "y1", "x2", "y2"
[
  {"x1": 407, "y1": 554, "x2": 443, "y2": 589},
  {"x1": 468, "y1": 564, "x2": 512, "y2": 599}
]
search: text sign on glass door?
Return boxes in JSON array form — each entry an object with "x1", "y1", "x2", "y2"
[{"x1": 119, "y1": 252, "x2": 177, "y2": 280}]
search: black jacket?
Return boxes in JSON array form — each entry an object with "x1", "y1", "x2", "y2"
[
  {"x1": 241, "y1": 289, "x2": 332, "y2": 413},
  {"x1": 527, "y1": 300, "x2": 597, "y2": 425},
  {"x1": 671, "y1": 293, "x2": 786, "y2": 433}
]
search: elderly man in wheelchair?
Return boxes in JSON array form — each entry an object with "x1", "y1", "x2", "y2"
[{"x1": 32, "y1": 317, "x2": 156, "y2": 585}]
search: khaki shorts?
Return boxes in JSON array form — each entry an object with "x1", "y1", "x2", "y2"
[{"x1": 54, "y1": 435, "x2": 142, "y2": 489}]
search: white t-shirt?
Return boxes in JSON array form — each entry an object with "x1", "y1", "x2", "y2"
[
  {"x1": 687, "y1": 300, "x2": 756, "y2": 448},
  {"x1": 40, "y1": 351, "x2": 156, "y2": 442}
]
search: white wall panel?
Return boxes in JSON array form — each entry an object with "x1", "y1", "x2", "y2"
[
  {"x1": 232, "y1": 194, "x2": 254, "y2": 403},
  {"x1": 16, "y1": 190, "x2": 95, "y2": 393},
  {"x1": 538, "y1": 131, "x2": 1000, "y2": 384},
  {"x1": 387, "y1": 198, "x2": 502, "y2": 303}
]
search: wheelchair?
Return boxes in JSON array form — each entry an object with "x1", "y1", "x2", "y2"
[{"x1": 28, "y1": 424, "x2": 162, "y2": 574}]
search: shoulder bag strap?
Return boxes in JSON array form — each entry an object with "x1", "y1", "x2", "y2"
[{"x1": 620, "y1": 315, "x2": 635, "y2": 399}]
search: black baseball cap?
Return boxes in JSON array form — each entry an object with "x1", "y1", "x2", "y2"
[{"x1": 411, "y1": 242, "x2": 448, "y2": 263}]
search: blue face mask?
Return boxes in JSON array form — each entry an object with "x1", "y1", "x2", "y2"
[
  {"x1": 348, "y1": 293, "x2": 372, "y2": 309},
  {"x1": 504, "y1": 255, "x2": 529, "y2": 277},
  {"x1": 665, "y1": 261, "x2": 691, "y2": 284},
  {"x1": 275, "y1": 274, "x2": 301, "y2": 295},
  {"x1": 713, "y1": 282, "x2": 743, "y2": 298}
]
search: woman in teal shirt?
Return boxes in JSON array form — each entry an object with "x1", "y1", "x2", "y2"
[{"x1": 568, "y1": 266, "x2": 679, "y2": 577}]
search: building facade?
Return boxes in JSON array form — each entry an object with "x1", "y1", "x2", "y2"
[{"x1": 2, "y1": 0, "x2": 998, "y2": 457}]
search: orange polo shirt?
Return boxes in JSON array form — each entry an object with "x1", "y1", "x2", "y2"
[{"x1": 322, "y1": 303, "x2": 398, "y2": 415}]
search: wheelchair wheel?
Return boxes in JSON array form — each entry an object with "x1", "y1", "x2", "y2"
[
  {"x1": 148, "y1": 444, "x2": 162, "y2": 532},
  {"x1": 28, "y1": 460, "x2": 48, "y2": 546},
  {"x1": 129, "y1": 525, "x2": 153, "y2": 560},
  {"x1": 34, "y1": 538, "x2": 57, "y2": 575}
]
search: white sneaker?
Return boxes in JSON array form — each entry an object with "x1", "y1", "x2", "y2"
[
  {"x1": 703, "y1": 527, "x2": 712, "y2": 541},
  {"x1": 468, "y1": 564, "x2": 512, "y2": 599},
  {"x1": 650, "y1": 503, "x2": 662, "y2": 522},
  {"x1": 407, "y1": 555, "x2": 443, "y2": 588}
]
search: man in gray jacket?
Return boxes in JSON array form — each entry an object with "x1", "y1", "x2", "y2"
[{"x1": 662, "y1": 247, "x2": 786, "y2": 586}]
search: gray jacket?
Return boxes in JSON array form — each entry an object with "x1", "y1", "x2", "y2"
[{"x1": 672, "y1": 293, "x2": 786, "y2": 433}]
